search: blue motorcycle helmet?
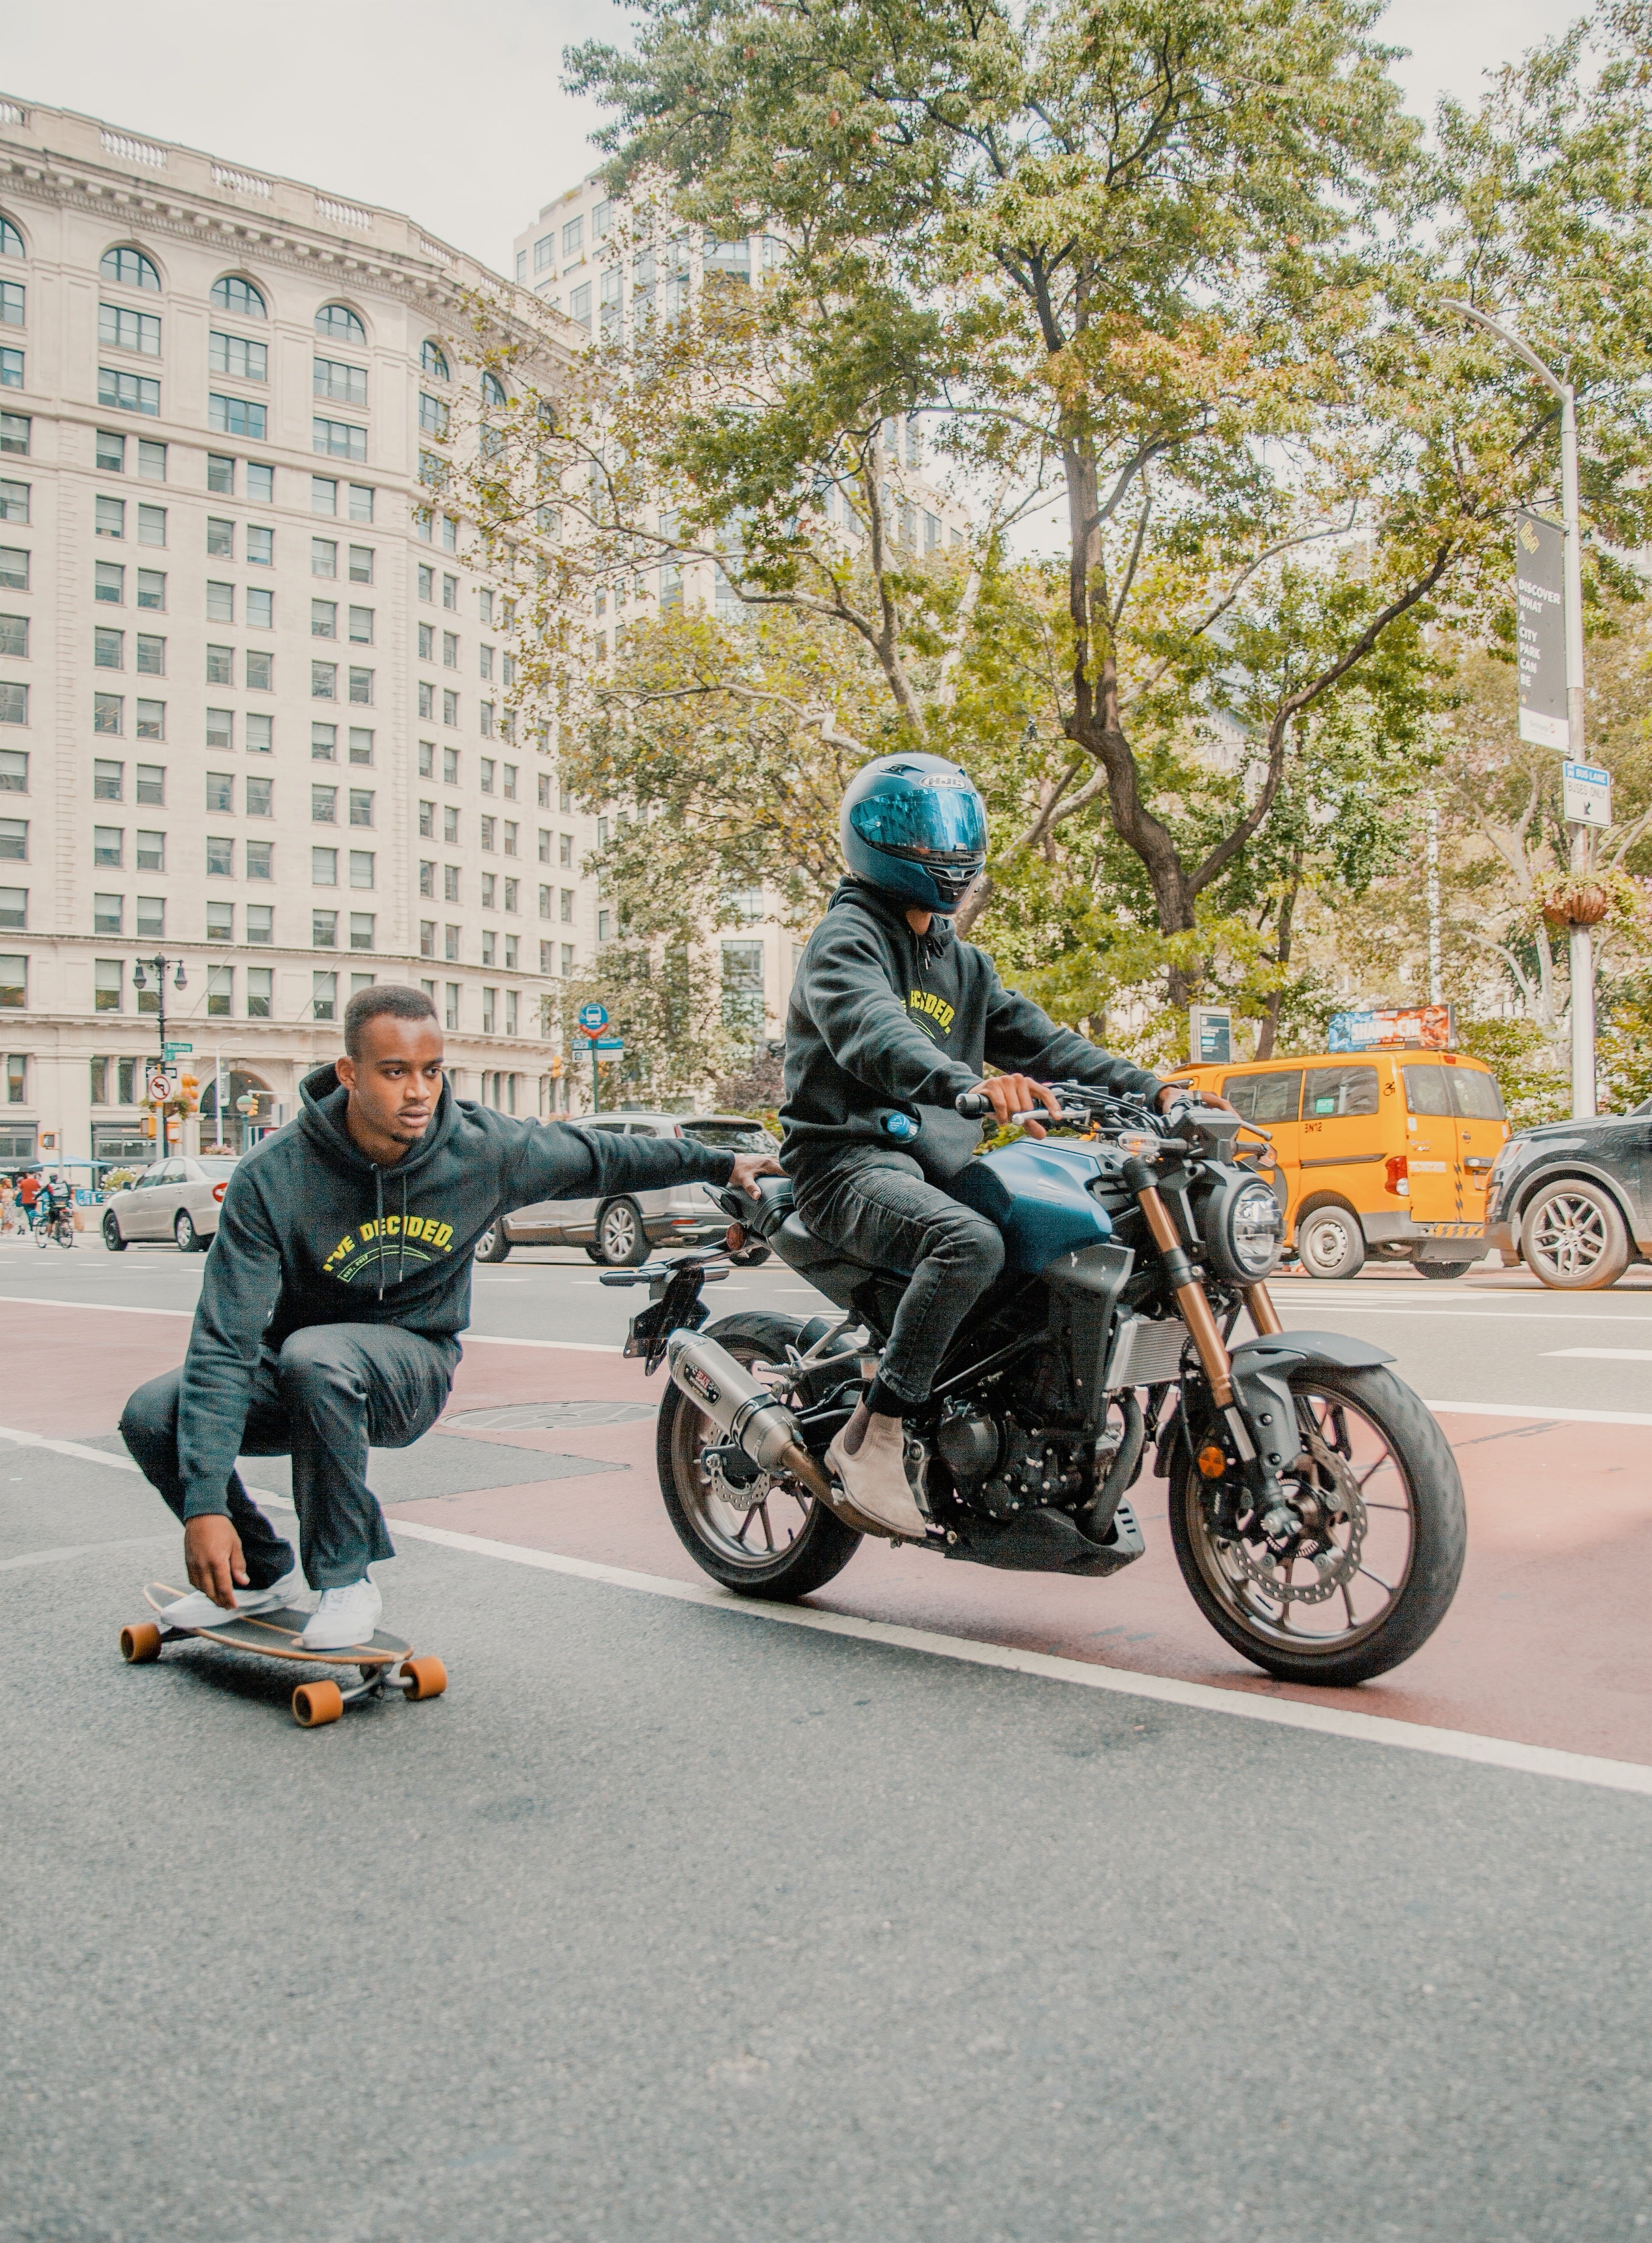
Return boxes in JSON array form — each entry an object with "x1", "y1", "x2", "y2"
[{"x1": 840, "y1": 753, "x2": 988, "y2": 915}]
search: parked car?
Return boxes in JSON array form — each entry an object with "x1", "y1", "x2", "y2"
[
  {"x1": 474, "y1": 1112, "x2": 778, "y2": 1267},
  {"x1": 1165, "y1": 1047, "x2": 1509, "y2": 1279},
  {"x1": 1486, "y1": 1098, "x2": 1652, "y2": 1290},
  {"x1": 101, "y1": 1155, "x2": 240, "y2": 1254}
]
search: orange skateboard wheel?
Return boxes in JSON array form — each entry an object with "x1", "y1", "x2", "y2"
[
  {"x1": 400, "y1": 1656, "x2": 447, "y2": 1701},
  {"x1": 121, "y1": 1622, "x2": 162, "y2": 1663},
  {"x1": 292, "y1": 1678, "x2": 344, "y2": 1727}
]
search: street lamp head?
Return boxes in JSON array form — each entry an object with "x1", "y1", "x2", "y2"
[
  {"x1": 132, "y1": 963, "x2": 147, "y2": 991},
  {"x1": 172, "y1": 961, "x2": 186, "y2": 991}
]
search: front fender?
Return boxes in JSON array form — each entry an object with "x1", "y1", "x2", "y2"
[{"x1": 1230, "y1": 1330, "x2": 1394, "y2": 1373}]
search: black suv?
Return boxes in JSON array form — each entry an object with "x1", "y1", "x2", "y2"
[{"x1": 1486, "y1": 1099, "x2": 1652, "y2": 1289}]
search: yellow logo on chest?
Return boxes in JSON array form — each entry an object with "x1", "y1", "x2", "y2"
[{"x1": 909, "y1": 989, "x2": 955, "y2": 1035}]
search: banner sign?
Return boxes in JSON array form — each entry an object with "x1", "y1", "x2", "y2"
[
  {"x1": 1188, "y1": 1005, "x2": 1233, "y2": 1065},
  {"x1": 1515, "y1": 510, "x2": 1569, "y2": 750},
  {"x1": 1327, "y1": 1005, "x2": 1453, "y2": 1053}
]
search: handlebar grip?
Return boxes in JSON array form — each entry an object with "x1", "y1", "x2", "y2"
[{"x1": 954, "y1": 1089, "x2": 991, "y2": 1120}]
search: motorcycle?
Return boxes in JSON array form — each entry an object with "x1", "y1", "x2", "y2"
[{"x1": 607, "y1": 1088, "x2": 1467, "y2": 1687}]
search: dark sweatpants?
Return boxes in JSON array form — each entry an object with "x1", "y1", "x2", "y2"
[
  {"x1": 120, "y1": 1323, "x2": 456, "y2": 1591},
  {"x1": 793, "y1": 1152, "x2": 1004, "y2": 1411}
]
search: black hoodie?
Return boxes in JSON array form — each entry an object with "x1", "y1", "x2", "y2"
[
  {"x1": 780, "y1": 881, "x2": 1164, "y2": 1181},
  {"x1": 174, "y1": 1065, "x2": 736, "y2": 1520}
]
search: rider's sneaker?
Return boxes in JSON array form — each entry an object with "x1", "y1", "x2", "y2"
[
  {"x1": 157, "y1": 1570, "x2": 300, "y2": 1632},
  {"x1": 300, "y1": 1579, "x2": 383, "y2": 1650},
  {"x1": 825, "y1": 1416, "x2": 928, "y2": 1539}
]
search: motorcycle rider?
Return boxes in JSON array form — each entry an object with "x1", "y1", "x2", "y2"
[{"x1": 781, "y1": 753, "x2": 1181, "y2": 1538}]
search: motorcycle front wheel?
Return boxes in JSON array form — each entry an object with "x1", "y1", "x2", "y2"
[
  {"x1": 1169, "y1": 1365, "x2": 1466, "y2": 1687},
  {"x1": 657, "y1": 1312, "x2": 861, "y2": 1600}
]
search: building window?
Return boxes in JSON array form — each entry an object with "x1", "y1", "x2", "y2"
[
  {"x1": 246, "y1": 775, "x2": 273, "y2": 817},
  {"x1": 246, "y1": 965, "x2": 272, "y2": 1016},
  {"x1": 482, "y1": 986, "x2": 496, "y2": 1033},
  {"x1": 312, "y1": 476, "x2": 337, "y2": 515},
  {"x1": 95, "y1": 626, "x2": 124, "y2": 669},
  {"x1": 569, "y1": 281, "x2": 592, "y2": 331},
  {"x1": 206, "y1": 964, "x2": 232, "y2": 1019},
  {"x1": 246, "y1": 902, "x2": 274, "y2": 941},
  {"x1": 246, "y1": 841, "x2": 273, "y2": 881},
  {"x1": 206, "y1": 901, "x2": 234, "y2": 942},
  {"x1": 207, "y1": 454, "x2": 235, "y2": 495},
  {"x1": 206, "y1": 579, "x2": 234, "y2": 622},
  {"x1": 0, "y1": 747, "x2": 23, "y2": 791},
  {"x1": 348, "y1": 728, "x2": 373, "y2": 766},
  {"x1": 442, "y1": 574, "x2": 458, "y2": 610},
  {"x1": 311, "y1": 661, "x2": 337, "y2": 700},
  {"x1": 347, "y1": 668, "x2": 373, "y2": 704},
  {"x1": 136, "y1": 762, "x2": 164, "y2": 806},
  {"x1": 348, "y1": 545, "x2": 373, "y2": 586},
  {"x1": 349, "y1": 911, "x2": 375, "y2": 949},
  {"x1": 480, "y1": 815, "x2": 496, "y2": 851},
  {"x1": 96, "y1": 495, "x2": 125, "y2": 539},
  {"x1": 246, "y1": 589, "x2": 273, "y2": 630},
  {"x1": 96, "y1": 431, "x2": 127, "y2": 474},
  {"x1": 418, "y1": 622, "x2": 434, "y2": 661},
  {"x1": 136, "y1": 699, "x2": 164, "y2": 741},
  {"x1": 100, "y1": 368, "x2": 161, "y2": 417},
  {"x1": 93, "y1": 958, "x2": 123, "y2": 1012},
  {"x1": 210, "y1": 332, "x2": 267, "y2": 382},
  {"x1": 135, "y1": 829, "x2": 164, "y2": 872},
  {"x1": 137, "y1": 568, "x2": 165, "y2": 609},
  {"x1": 0, "y1": 885, "x2": 23, "y2": 930},
  {"x1": 538, "y1": 884, "x2": 551, "y2": 918},
  {"x1": 348, "y1": 851, "x2": 374, "y2": 890},
  {"x1": 443, "y1": 806, "x2": 459, "y2": 843},
  {"x1": 417, "y1": 680, "x2": 434, "y2": 719},
  {"x1": 315, "y1": 304, "x2": 366, "y2": 344},
  {"x1": 444, "y1": 982, "x2": 459, "y2": 1030},
  {"x1": 348, "y1": 606, "x2": 373, "y2": 645},
  {"x1": 418, "y1": 393, "x2": 449, "y2": 438},
  {"x1": 312, "y1": 537, "x2": 337, "y2": 577},
  {"x1": 0, "y1": 350, "x2": 22, "y2": 390},
  {"x1": 246, "y1": 714, "x2": 272, "y2": 754},
  {"x1": 92, "y1": 693, "x2": 121, "y2": 735},
  {"x1": 313, "y1": 846, "x2": 338, "y2": 885},
  {"x1": 139, "y1": 440, "x2": 167, "y2": 482},
  {"x1": 96, "y1": 561, "x2": 124, "y2": 604},
  {"x1": 314, "y1": 357, "x2": 367, "y2": 407},
  {"x1": 481, "y1": 872, "x2": 497, "y2": 910},
  {"x1": 419, "y1": 920, "x2": 435, "y2": 957},
  {"x1": 422, "y1": 340, "x2": 449, "y2": 379},
  {"x1": 311, "y1": 784, "x2": 337, "y2": 822},
  {"x1": 311, "y1": 723, "x2": 336, "y2": 761},
  {"x1": 245, "y1": 650, "x2": 271, "y2": 691},
  {"x1": 93, "y1": 892, "x2": 122, "y2": 933},
  {"x1": 313, "y1": 418, "x2": 367, "y2": 463},
  {"x1": 206, "y1": 836, "x2": 234, "y2": 877},
  {"x1": 443, "y1": 690, "x2": 458, "y2": 727},
  {"x1": 91, "y1": 249, "x2": 151, "y2": 296},
  {"x1": 0, "y1": 411, "x2": 28, "y2": 455},
  {"x1": 0, "y1": 681, "x2": 27, "y2": 727},
  {"x1": 210, "y1": 394, "x2": 266, "y2": 440},
  {"x1": 444, "y1": 865, "x2": 460, "y2": 903},
  {"x1": 0, "y1": 814, "x2": 26, "y2": 859},
  {"x1": 348, "y1": 788, "x2": 374, "y2": 827},
  {"x1": 0, "y1": 612, "x2": 23, "y2": 660},
  {"x1": 442, "y1": 631, "x2": 459, "y2": 669},
  {"x1": 419, "y1": 861, "x2": 434, "y2": 898},
  {"x1": 136, "y1": 895, "x2": 165, "y2": 938},
  {"x1": 210, "y1": 275, "x2": 266, "y2": 318},
  {"x1": 246, "y1": 525, "x2": 273, "y2": 566},
  {"x1": 444, "y1": 748, "x2": 460, "y2": 786},
  {"x1": 100, "y1": 303, "x2": 162, "y2": 356},
  {"x1": 311, "y1": 599, "x2": 337, "y2": 638},
  {"x1": 313, "y1": 967, "x2": 338, "y2": 1016},
  {"x1": 503, "y1": 878, "x2": 518, "y2": 914},
  {"x1": 136, "y1": 634, "x2": 165, "y2": 675},
  {"x1": 444, "y1": 925, "x2": 460, "y2": 962},
  {"x1": 136, "y1": 503, "x2": 166, "y2": 546}
]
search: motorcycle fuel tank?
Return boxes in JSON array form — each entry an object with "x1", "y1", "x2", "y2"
[{"x1": 951, "y1": 1139, "x2": 1114, "y2": 1275}]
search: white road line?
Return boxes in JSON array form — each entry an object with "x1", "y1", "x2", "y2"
[
  {"x1": 1422, "y1": 1399, "x2": 1652, "y2": 1427},
  {"x1": 1, "y1": 1535, "x2": 171, "y2": 1573},
  {"x1": 1544, "y1": 1348, "x2": 1652, "y2": 1362},
  {"x1": 0, "y1": 1298, "x2": 622, "y2": 1350},
  {"x1": 8, "y1": 1417, "x2": 1649, "y2": 1800}
]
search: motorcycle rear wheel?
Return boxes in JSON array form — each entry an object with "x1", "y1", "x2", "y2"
[
  {"x1": 657, "y1": 1313, "x2": 862, "y2": 1600},
  {"x1": 1169, "y1": 1364, "x2": 1466, "y2": 1687}
]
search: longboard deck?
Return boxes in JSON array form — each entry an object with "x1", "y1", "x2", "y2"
[{"x1": 142, "y1": 1582, "x2": 410, "y2": 1667}]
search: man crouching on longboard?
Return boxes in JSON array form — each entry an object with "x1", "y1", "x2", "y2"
[{"x1": 121, "y1": 984, "x2": 781, "y2": 1649}]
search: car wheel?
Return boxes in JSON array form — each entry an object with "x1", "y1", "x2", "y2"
[
  {"x1": 596, "y1": 1197, "x2": 649, "y2": 1267},
  {"x1": 583, "y1": 1244, "x2": 606, "y2": 1263},
  {"x1": 102, "y1": 1210, "x2": 128, "y2": 1252},
  {"x1": 1520, "y1": 1179, "x2": 1631, "y2": 1291},
  {"x1": 174, "y1": 1210, "x2": 199, "y2": 1254},
  {"x1": 473, "y1": 1221, "x2": 512, "y2": 1264},
  {"x1": 1295, "y1": 1202, "x2": 1367, "y2": 1281}
]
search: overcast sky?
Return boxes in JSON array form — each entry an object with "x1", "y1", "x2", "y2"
[{"x1": 1, "y1": 0, "x2": 1583, "y2": 278}]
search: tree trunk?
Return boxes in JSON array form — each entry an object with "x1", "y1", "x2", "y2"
[{"x1": 1254, "y1": 850, "x2": 1303, "y2": 1061}]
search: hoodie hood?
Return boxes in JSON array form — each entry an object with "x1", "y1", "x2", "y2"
[{"x1": 827, "y1": 877, "x2": 956, "y2": 967}]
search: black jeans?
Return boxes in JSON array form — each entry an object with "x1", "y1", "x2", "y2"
[
  {"x1": 120, "y1": 1323, "x2": 456, "y2": 1590},
  {"x1": 793, "y1": 1153, "x2": 1004, "y2": 1411}
]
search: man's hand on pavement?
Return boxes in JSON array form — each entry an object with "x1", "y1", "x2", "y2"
[
  {"x1": 972, "y1": 1074, "x2": 1066, "y2": 1140},
  {"x1": 183, "y1": 1515, "x2": 248, "y2": 1611},
  {"x1": 729, "y1": 1151, "x2": 785, "y2": 1201}
]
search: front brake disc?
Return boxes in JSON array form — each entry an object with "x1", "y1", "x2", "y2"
[{"x1": 1226, "y1": 1414, "x2": 1367, "y2": 1605}]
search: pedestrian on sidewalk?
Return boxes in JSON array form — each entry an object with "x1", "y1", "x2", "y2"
[
  {"x1": 16, "y1": 1165, "x2": 42, "y2": 1234},
  {"x1": 121, "y1": 985, "x2": 782, "y2": 1650},
  {"x1": 0, "y1": 1173, "x2": 18, "y2": 1236}
]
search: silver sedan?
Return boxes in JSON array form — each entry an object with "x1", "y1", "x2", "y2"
[{"x1": 102, "y1": 1155, "x2": 241, "y2": 1254}]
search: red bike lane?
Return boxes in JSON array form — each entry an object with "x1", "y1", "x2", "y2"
[{"x1": 8, "y1": 1298, "x2": 1648, "y2": 1770}]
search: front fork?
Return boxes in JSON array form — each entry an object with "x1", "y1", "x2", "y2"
[{"x1": 1127, "y1": 1168, "x2": 1298, "y2": 1535}]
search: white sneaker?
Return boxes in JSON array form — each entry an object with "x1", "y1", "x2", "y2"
[
  {"x1": 157, "y1": 1572, "x2": 300, "y2": 1632},
  {"x1": 300, "y1": 1579, "x2": 383, "y2": 1651},
  {"x1": 825, "y1": 1416, "x2": 929, "y2": 1539}
]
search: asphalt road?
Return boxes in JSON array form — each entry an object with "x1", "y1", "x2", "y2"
[
  {"x1": 9, "y1": 1232, "x2": 1652, "y2": 1420},
  {"x1": 4, "y1": 1437, "x2": 1651, "y2": 2243}
]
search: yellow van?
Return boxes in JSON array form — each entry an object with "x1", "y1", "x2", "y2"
[{"x1": 1164, "y1": 1048, "x2": 1511, "y2": 1279}]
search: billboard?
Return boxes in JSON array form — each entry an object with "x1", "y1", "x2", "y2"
[
  {"x1": 1327, "y1": 1005, "x2": 1454, "y2": 1053},
  {"x1": 1515, "y1": 510, "x2": 1569, "y2": 750}
]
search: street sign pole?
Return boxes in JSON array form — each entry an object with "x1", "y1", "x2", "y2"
[
  {"x1": 591, "y1": 1035, "x2": 600, "y2": 1115},
  {"x1": 1450, "y1": 302, "x2": 1595, "y2": 1117}
]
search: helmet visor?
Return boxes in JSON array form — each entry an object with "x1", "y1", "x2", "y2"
[{"x1": 849, "y1": 784, "x2": 986, "y2": 866}]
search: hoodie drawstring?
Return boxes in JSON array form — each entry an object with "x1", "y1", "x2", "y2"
[
  {"x1": 374, "y1": 1166, "x2": 385, "y2": 1301},
  {"x1": 399, "y1": 1170, "x2": 408, "y2": 1288}
]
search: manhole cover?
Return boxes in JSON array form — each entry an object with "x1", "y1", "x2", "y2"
[{"x1": 446, "y1": 1401, "x2": 656, "y2": 1430}]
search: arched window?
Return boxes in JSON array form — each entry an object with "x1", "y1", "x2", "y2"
[
  {"x1": 0, "y1": 218, "x2": 22, "y2": 260},
  {"x1": 316, "y1": 303, "x2": 365, "y2": 343},
  {"x1": 210, "y1": 274, "x2": 267, "y2": 319},
  {"x1": 100, "y1": 245, "x2": 161, "y2": 292},
  {"x1": 481, "y1": 370, "x2": 507, "y2": 408},
  {"x1": 421, "y1": 339, "x2": 449, "y2": 381}
]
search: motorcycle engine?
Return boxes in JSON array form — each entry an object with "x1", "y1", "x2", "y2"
[{"x1": 936, "y1": 1398, "x2": 1089, "y2": 1519}]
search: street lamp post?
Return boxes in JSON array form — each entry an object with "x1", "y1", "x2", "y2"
[
  {"x1": 131, "y1": 955, "x2": 188, "y2": 1152},
  {"x1": 1448, "y1": 302, "x2": 1594, "y2": 1116}
]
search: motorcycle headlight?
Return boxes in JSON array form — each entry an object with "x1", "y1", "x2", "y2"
[{"x1": 1193, "y1": 1170, "x2": 1285, "y2": 1283}]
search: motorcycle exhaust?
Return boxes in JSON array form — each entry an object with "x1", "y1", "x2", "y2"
[{"x1": 664, "y1": 1330, "x2": 881, "y2": 1531}]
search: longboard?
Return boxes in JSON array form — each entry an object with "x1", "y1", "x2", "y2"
[{"x1": 120, "y1": 1581, "x2": 446, "y2": 1728}]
